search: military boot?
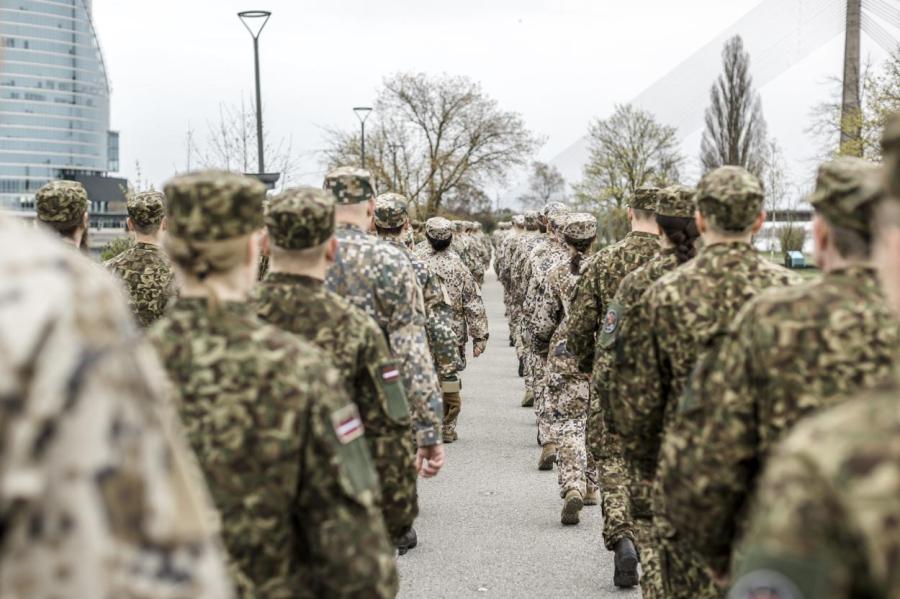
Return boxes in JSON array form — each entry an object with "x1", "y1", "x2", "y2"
[
  {"x1": 518, "y1": 357, "x2": 525, "y2": 377},
  {"x1": 613, "y1": 538, "x2": 639, "y2": 588},
  {"x1": 520, "y1": 389, "x2": 534, "y2": 407},
  {"x1": 538, "y1": 443, "x2": 557, "y2": 471},
  {"x1": 560, "y1": 489, "x2": 584, "y2": 525},
  {"x1": 584, "y1": 487, "x2": 599, "y2": 506},
  {"x1": 396, "y1": 527, "x2": 418, "y2": 556}
]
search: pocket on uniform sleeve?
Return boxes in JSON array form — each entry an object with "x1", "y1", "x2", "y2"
[{"x1": 369, "y1": 360, "x2": 410, "y2": 423}]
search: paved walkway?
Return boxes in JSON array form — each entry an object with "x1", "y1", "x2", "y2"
[{"x1": 398, "y1": 271, "x2": 642, "y2": 598}]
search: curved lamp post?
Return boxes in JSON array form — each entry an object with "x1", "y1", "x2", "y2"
[{"x1": 238, "y1": 10, "x2": 278, "y2": 188}]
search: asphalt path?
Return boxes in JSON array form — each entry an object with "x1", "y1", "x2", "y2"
[{"x1": 398, "y1": 270, "x2": 643, "y2": 599}]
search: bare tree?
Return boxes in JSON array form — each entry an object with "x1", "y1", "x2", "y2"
[
  {"x1": 321, "y1": 72, "x2": 540, "y2": 218},
  {"x1": 517, "y1": 161, "x2": 566, "y2": 209},
  {"x1": 443, "y1": 181, "x2": 493, "y2": 217},
  {"x1": 186, "y1": 98, "x2": 302, "y2": 191},
  {"x1": 573, "y1": 103, "x2": 683, "y2": 243},
  {"x1": 700, "y1": 35, "x2": 768, "y2": 178}
]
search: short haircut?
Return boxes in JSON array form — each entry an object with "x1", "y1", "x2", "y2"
[
  {"x1": 131, "y1": 218, "x2": 161, "y2": 236},
  {"x1": 270, "y1": 240, "x2": 328, "y2": 268},
  {"x1": 826, "y1": 220, "x2": 872, "y2": 260},
  {"x1": 375, "y1": 224, "x2": 405, "y2": 236},
  {"x1": 632, "y1": 208, "x2": 656, "y2": 222}
]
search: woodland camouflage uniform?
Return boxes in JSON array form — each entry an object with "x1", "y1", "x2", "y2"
[
  {"x1": 613, "y1": 167, "x2": 801, "y2": 599},
  {"x1": 149, "y1": 171, "x2": 397, "y2": 598},
  {"x1": 105, "y1": 190, "x2": 178, "y2": 327},
  {"x1": 324, "y1": 167, "x2": 444, "y2": 447},
  {"x1": 661, "y1": 158, "x2": 899, "y2": 578},
  {"x1": 0, "y1": 215, "x2": 234, "y2": 599},
  {"x1": 256, "y1": 187, "x2": 419, "y2": 544},
  {"x1": 567, "y1": 187, "x2": 660, "y2": 554},
  {"x1": 602, "y1": 184, "x2": 698, "y2": 599}
]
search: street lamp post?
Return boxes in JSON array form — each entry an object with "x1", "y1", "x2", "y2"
[
  {"x1": 238, "y1": 10, "x2": 279, "y2": 188},
  {"x1": 387, "y1": 143, "x2": 400, "y2": 190},
  {"x1": 354, "y1": 106, "x2": 373, "y2": 169}
]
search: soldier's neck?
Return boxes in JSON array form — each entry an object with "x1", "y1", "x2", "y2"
[
  {"x1": 269, "y1": 262, "x2": 327, "y2": 282},
  {"x1": 702, "y1": 231, "x2": 753, "y2": 246},
  {"x1": 631, "y1": 220, "x2": 660, "y2": 236},
  {"x1": 180, "y1": 267, "x2": 255, "y2": 303},
  {"x1": 133, "y1": 232, "x2": 161, "y2": 246}
]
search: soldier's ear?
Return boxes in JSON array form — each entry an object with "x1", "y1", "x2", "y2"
[
  {"x1": 259, "y1": 229, "x2": 271, "y2": 258},
  {"x1": 325, "y1": 236, "x2": 338, "y2": 262},
  {"x1": 160, "y1": 216, "x2": 168, "y2": 232},
  {"x1": 751, "y1": 210, "x2": 767, "y2": 235},
  {"x1": 695, "y1": 211, "x2": 708, "y2": 235}
]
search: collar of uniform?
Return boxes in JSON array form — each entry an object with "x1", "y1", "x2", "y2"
[
  {"x1": 262, "y1": 271, "x2": 324, "y2": 288},
  {"x1": 824, "y1": 263, "x2": 880, "y2": 288},
  {"x1": 698, "y1": 240, "x2": 755, "y2": 257},
  {"x1": 627, "y1": 231, "x2": 659, "y2": 241},
  {"x1": 175, "y1": 297, "x2": 255, "y2": 318},
  {"x1": 134, "y1": 241, "x2": 162, "y2": 252}
]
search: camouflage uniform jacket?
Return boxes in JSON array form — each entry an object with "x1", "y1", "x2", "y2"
[
  {"x1": 327, "y1": 224, "x2": 443, "y2": 446},
  {"x1": 498, "y1": 231, "x2": 526, "y2": 288},
  {"x1": 418, "y1": 245, "x2": 489, "y2": 352},
  {"x1": 660, "y1": 265, "x2": 899, "y2": 573},
  {"x1": 385, "y1": 238, "x2": 461, "y2": 377},
  {"x1": 604, "y1": 249, "x2": 679, "y2": 430},
  {"x1": 149, "y1": 298, "x2": 398, "y2": 598},
  {"x1": 524, "y1": 237, "x2": 570, "y2": 329},
  {"x1": 105, "y1": 241, "x2": 178, "y2": 327},
  {"x1": 614, "y1": 241, "x2": 801, "y2": 480},
  {"x1": 0, "y1": 219, "x2": 233, "y2": 599},
  {"x1": 732, "y1": 386, "x2": 900, "y2": 599},
  {"x1": 254, "y1": 272, "x2": 419, "y2": 541},
  {"x1": 453, "y1": 235, "x2": 485, "y2": 283},
  {"x1": 567, "y1": 231, "x2": 660, "y2": 374},
  {"x1": 510, "y1": 233, "x2": 545, "y2": 306},
  {"x1": 531, "y1": 258, "x2": 587, "y2": 377}
]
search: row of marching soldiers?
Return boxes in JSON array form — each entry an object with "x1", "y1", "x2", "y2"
[
  {"x1": 0, "y1": 165, "x2": 489, "y2": 597},
  {"x1": 494, "y1": 131, "x2": 900, "y2": 598}
]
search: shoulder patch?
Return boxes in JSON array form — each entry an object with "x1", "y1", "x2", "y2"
[
  {"x1": 331, "y1": 404, "x2": 365, "y2": 445},
  {"x1": 598, "y1": 302, "x2": 625, "y2": 349},
  {"x1": 730, "y1": 569, "x2": 803, "y2": 599},
  {"x1": 381, "y1": 364, "x2": 401, "y2": 383},
  {"x1": 602, "y1": 306, "x2": 620, "y2": 335}
]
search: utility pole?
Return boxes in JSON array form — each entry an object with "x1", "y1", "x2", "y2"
[{"x1": 841, "y1": 0, "x2": 862, "y2": 156}]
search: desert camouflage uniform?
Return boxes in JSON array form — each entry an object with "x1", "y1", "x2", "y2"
[
  {"x1": 509, "y1": 213, "x2": 545, "y2": 390},
  {"x1": 730, "y1": 386, "x2": 900, "y2": 599},
  {"x1": 0, "y1": 215, "x2": 233, "y2": 599},
  {"x1": 324, "y1": 168, "x2": 443, "y2": 447},
  {"x1": 417, "y1": 217, "x2": 489, "y2": 437},
  {"x1": 105, "y1": 189, "x2": 177, "y2": 327},
  {"x1": 567, "y1": 189, "x2": 660, "y2": 551},
  {"x1": 452, "y1": 224, "x2": 485, "y2": 285},
  {"x1": 532, "y1": 214, "x2": 599, "y2": 501},
  {"x1": 256, "y1": 187, "x2": 419, "y2": 543},
  {"x1": 660, "y1": 158, "x2": 898, "y2": 576},
  {"x1": 151, "y1": 171, "x2": 397, "y2": 598},
  {"x1": 613, "y1": 167, "x2": 801, "y2": 599}
]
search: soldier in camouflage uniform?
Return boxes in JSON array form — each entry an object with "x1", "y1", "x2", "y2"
[
  {"x1": 34, "y1": 180, "x2": 90, "y2": 249},
  {"x1": 149, "y1": 171, "x2": 397, "y2": 598},
  {"x1": 323, "y1": 167, "x2": 445, "y2": 478},
  {"x1": 453, "y1": 221, "x2": 486, "y2": 285},
  {"x1": 0, "y1": 215, "x2": 234, "y2": 598},
  {"x1": 566, "y1": 186, "x2": 660, "y2": 588},
  {"x1": 661, "y1": 158, "x2": 898, "y2": 584},
  {"x1": 473, "y1": 221, "x2": 492, "y2": 269},
  {"x1": 531, "y1": 214, "x2": 598, "y2": 525},
  {"x1": 416, "y1": 217, "x2": 489, "y2": 440},
  {"x1": 613, "y1": 167, "x2": 801, "y2": 599},
  {"x1": 255, "y1": 187, "x2": 420, "y2": 553},
  {"x1": 603, "y1": 185, "x2": 700, "y2": 599},
  {"x1": 105, "y1": 190, "x2": 178, "y2": 327},
  {"x1": 731, "y1": 148, "x2": 900, "y2": 599},
  {"x1": 509, "y1": 210, "x2": 544, "y2": 390},
  {"x1": 497, "y1": 216, "x2": 524, "y2": 346}
]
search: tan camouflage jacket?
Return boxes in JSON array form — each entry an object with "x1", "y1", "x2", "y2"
[
  {"x1": 327, "y1": 224, "x2": 443, "y2": 446},
  {"x1": 531, "y1": 257, "x2": 587, "y2": 377},
  {"x1": 732, "y1": 386, "x2": 900, "y2": 599},
  {"x1": 149, "y1": 298, "x2": 397, "y2": 598},
  {"x1": 613, "y1": 241, "x2": 801, "y2": 480},
  {"x1": 524, "y1": 236, "x2": 570, "y2": 330},
  {"x1": 567, "y1": 231, "x2": 660, "y2": 374},
  {"x1": 254, "y1": 272, "x2": 419, "y2": 542},
  {"x1": 105, "y1": 241, "x2": 178, "y2": 327},
  {"x1": 659, "y1": 265, "x2": 899, "y2": 573},
  {"x1": 0, "y1": 218, "x2": 233, "y2": 599}
]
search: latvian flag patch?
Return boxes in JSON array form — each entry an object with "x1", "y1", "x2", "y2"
[
  {"x1": 331, "y1": 404, "x2": 365, "y2": 445},
  {"x1": 381, "y1": 364, "x2": 401, "y2": 383}
]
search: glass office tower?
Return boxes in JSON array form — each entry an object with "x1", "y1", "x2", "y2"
[{"x1": 0, "y1": 0, "x2": 118, "y2": 210}]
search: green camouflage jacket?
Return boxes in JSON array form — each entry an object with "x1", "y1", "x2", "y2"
[{"x1": 105, "y1": 241, "x2": 178, "y2": 327}]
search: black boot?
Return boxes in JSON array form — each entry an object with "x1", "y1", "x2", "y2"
[
  {"x1": 396, "y1": 527, "x2": 418, "y2": 556},
  {"x1": 518, "y1": 357, "x2": 525, "y2": 377},
  {"x1": 613, "y1": 538, "x2": 639, "y2": 588}
]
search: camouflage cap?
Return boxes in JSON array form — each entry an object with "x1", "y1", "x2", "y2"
[
  {"x1": 512, "y1": 214, "x2": 526, "y2": 227},
  {"x1": 426, "y1": 217, "x2": 454, "y2": 241},
  {"x1": 474, "y1": 221, "x2": 483, "y2": 231},
  {"x1": 696, "y1": 166, "x2": 764, "y2": 232},
  {"x1": 562, "y1": 213, "x2": 597, "y2": 241},
  {"x1": 656, "y1": 185, "x2": 697, "y2": 218},
  {"x1": 524, "y1": 210, "x2": 540, "y2": 228},
  {"x1": 373, "y1": 192, "x2": 409, "y2": 228},
  {"x1": 266, "y1": 186, "x2": 335, "y2": 250},
  {"x1": 882, "y1": 113, "x2": 900, "y2": 199},
  {"x1": 541, "y1": 201, "x2": 568, "y2": 218},
  {"x1": 809, "y1": 157, "x2": 882, "y2": 234},
  {"x1": 127, "y1": 191, "x2": 167, "y2": 229},
  {"x1": 498, "y1": 221, "x2": 512, "y2": 230},
  {"x1": 35, "y1": 180, "x2": 88, "y2": 226},
  {"x1": 550, "y1": 210, "x2": 570, "y2": 228},
  {"x1": 323, "y1": 166, "x2": 375, "y2": 204},
  {"x1": 630, "y1": 186, "x2": 659, "y2": 211},
  {"x1": 452, "y1": 220, "x2": 465, "y2": 232},
  {"x1": 164, "y1": 170, "x2": 265, "y2": 241}
]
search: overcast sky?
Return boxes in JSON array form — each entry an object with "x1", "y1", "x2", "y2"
[{"x1": 93, "y1": 0, "x2": 886, "y2": 204}]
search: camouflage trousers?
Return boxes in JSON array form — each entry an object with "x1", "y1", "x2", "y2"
[
  {"x1": 369, "y1": 434, "x2": 419, "y2": 542},
  {"x1": 529, "y1": 352, "x2": 553, "y2": 445},
  {"x1": 546, "y1": 373, "x2": 598, "y2": 497},
  {"x1": 587, "y1": 392, "x2": 635, "y2": 550},
  {"x1": 443, "y1": 390, "x2": 461, "y2": 435},
  {"x1": 632, "y1": 477, "x2": 663, "y2": 599},
  {"x1": 656, "y1": 532, "x2": 719, "y2": 599}
]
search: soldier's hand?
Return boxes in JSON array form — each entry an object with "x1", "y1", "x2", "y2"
[
  {"x1": 416, "y1": 444, "x2": 445, "y2": 478},
  {"x1": 473, "y1": 338, "x2": 487, "y2": 357}
]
